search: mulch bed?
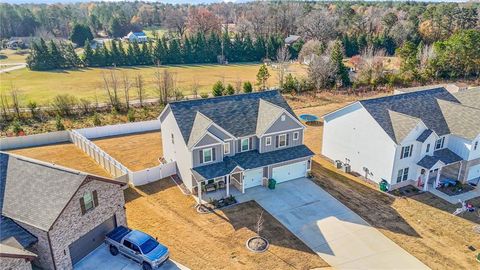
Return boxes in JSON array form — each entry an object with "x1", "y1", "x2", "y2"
[
  {"x1": 246, "y1": 236, "x2": 269, "y2": 253},
  {"x1": 389, "y1": 185, "x2": 421, "y2": 197},
  {"x1": 437, "y1": 183, "x2": 474, "y2": 196}
]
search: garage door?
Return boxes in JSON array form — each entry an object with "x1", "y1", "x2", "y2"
[
  {"x1": 69, "y1": 215, "x2": 116, "y2": 266},
  {"x1": 467, "y1": 164, "x2": 480, "y2": 181},
  {"x1": 243, "y1": 168, "x2": 263, "y2": 189},
  {"x1": 272, "y1": 161, "x2": 307, "y2": 183}
]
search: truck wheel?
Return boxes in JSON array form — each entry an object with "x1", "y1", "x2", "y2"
[
  {"x1": 142, "y1": 262, "x2": 152, "y2": 270},
  {"x1": 109, "y1": 245, "x2": 119, "y2": 256}
]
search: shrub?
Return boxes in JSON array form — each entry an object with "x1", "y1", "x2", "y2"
[
  {"x1": 27, "y1": 100, "x2": 38, "y2": 118},
  {"x1": 243, "y1": 81, "x2": 253, "y2": 93},
  {"x1": 51, "y1": 94, "x2": 78, "y2": 116},
  {"x1": 11, "y1": 118, "x2": 23, "y2": 135},
  {"x1": 212, "y1": 81, "x2": 225, "y2": 97},
  {"x1": 200, "y1": 93, "x2": 209, "y2": 98},
  {"x1": 55, "y1": 115, "x2": 65, "y2": 130},
  {"x1": 127, "y1": 109, "x2": 135, "y2": 122},
  {"x1": 92, "y1": 112, "x2": 101, "y2": 126},
  {"x1": 79, "y1": 98, "x2": 91, "y2": 114},
  {"x1": 225, "y1": 84, "x2": 235, "y2": 95}
]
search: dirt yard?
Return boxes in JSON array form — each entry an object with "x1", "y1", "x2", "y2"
[
  {"x1": 124, "y1": 179, "x2": 329, "y2": 270},
  {"x1": 296, "y1": 101, "x2": 480, "y2": 270},
  {"x1": 9, "y1": 143, "x2": 110, "y2": 177},
  {"x1": 92, "y1": 132, "x2": 163, "y2": 171}
]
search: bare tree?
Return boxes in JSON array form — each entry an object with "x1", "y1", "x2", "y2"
[
  {"x1": 165, "y1": 8, "x2": 188, "y2": 37},
  {"x1": 298, "y1": 9, "x2": 338, "y2": 44},
  {"x1": 308, "y1": 55, "x2": 337, "y2": 90},
  {"x1": 191, "y1": 78, "x2": 199, "y2": 99},
  {"x1": 102, "y1": 70, "x2": 121, "y2": 111},
  {"x1": 276, "y1": 47, "x2": 291, "y2": 89},
  {"x1": 256, "y1": 211, "x2": 264, "y2": 236},
  {"x1": 79, "y1": 98, "x2": 91, "y2": 114},
  {"x1": 0, "y1": 93, "x2": 10, "y2": 120},
  {"x1": 135, "y1": 74, "x2": 145, "y2": 107},
  {"x1": 235, "y1": 78, "x2": 242, "y2": 94},
  {"x1": 10, "y1": 89, "x2": 20, "y2": 118},
  {"x1": 154, "y1": 67, "x2": 175, "y2": 105},
  {"x1": 122, "y1": 72, "x2": 132, "y2": 110},
  {"x1": 356, "y1": 47, "x2": 386, "y2": 91}
]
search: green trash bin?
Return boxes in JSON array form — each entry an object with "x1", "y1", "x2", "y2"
[
  {"x1": 379, "y1": 180, "x2": 388, "y2": 192},
  {"x1": 268, "y1": 179, "x2": 276, "y2": 190}
]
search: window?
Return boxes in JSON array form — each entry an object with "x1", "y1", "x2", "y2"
[
  {"x1": 426, "y1": 144, "x2": 430, "y2": 153},
  {"x1": 475, "y1": 141, "x2": 479, "y2": 151},
  {"x1": 435, "y1": 137, "x2": 445, "y2": 150},
  {"x1": 281, "y1": 115, "x2": 286, "y2": 121},
  {"x1": 203, "y1": 148, "x2": 213, "y2": 163},
  {"x1": 224, "y1": 143, "x2": 230, "y2": 154},
  {"x1": 80, "y1": 191, "x2": 97, "y2": 215},
  {"x1": 171, "y1": 133, "x2": 174, "y2": 144},
  {"x1": 241, "y1": 138, "x2": 249, "y2": 152},
  {"x1": 400, "y1": 145, "x2": 413, "y2": 159},
  {"x1": 265, "y1": 136, "x2": 272, "y2": 146},
  {"x1": 123, "y1": 240, "x2": 141, "y2": 253},
  {"x1": 278, "y1": 134, "x2": 287, "y2": 147},
  {"x1": 396, "y1": 167, "x2": 409, "y2": 183},
  {"x1": 293, "y1": 132, "x2": 299, "y2": 141}
]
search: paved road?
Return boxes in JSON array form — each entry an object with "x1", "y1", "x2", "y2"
[
  {"x1": 74, "y1": 244, "x2": 189, "y2": 270},
  {"x1": 237, "y1": 178, "x2": 429, "y2": 270},
  {"x1": 0, "y1": 63, "x2": 26, "y2": 73}
]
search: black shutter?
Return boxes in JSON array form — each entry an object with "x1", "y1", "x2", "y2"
[
  {"x1": 275, "y1": 135, "x2": 279, "y2": 148},
  {"x1": 237, "y1": 140, "x2": 241, "y2": 152},
  {"x1": 400, "y1": 147, "x2": 404, "y2": 159},
  {"x1": 286, "y1": 134, "x2": 290, "y2": 146},
  {"x1": 249, "y1": 137, "x2": 253, "y2": 150},
  {"x1": 212, "y1": 148, "x2": 216, "y2": 161},
  {"x1": 93, "y1": 190, "x2": 99, "y2": 207},
  {"x1": 199, "y1": 150, "x2": 203, "y2": 164},
  {"x1": 80, "y1": 197, "x2": 86, "y2": 215},
  {"x1": 410, "y1": 145, "x2": 413, "y2": 157}
]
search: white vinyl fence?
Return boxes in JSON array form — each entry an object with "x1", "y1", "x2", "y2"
[
  {"x1": 76, "y1": 120, "x2": 161, "y2": 139},
  {"x1": 129, "y1": 161, "x2": 177, "y2": 186},
  {"x1": 70, "y1": 130, "x2": 129, "y2": 178},
  {"x1": 0, "y1": 131, "x2": 70, "y2": 150}
]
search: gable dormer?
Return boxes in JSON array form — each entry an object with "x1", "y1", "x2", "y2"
[{"x1": 256, "y1": 99, "x2": 304, "y2": 136}]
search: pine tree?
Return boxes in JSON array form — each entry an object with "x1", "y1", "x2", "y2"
[
  {"x1": 243, "y1": 81, "x2": 253, "y2": 93},
  {"x1": 49, "y1": 40, "x2": 65, "y2": 69},
  {"x1": 110, "y1": 41, "x2": 122, "y2": 66},
  {"x1": 82, "y1": 41, "x2": 94, "y2": 67},
  {"x1": 225, "y1": 84, "x2": 235, "y2": 95},
  {"x1": 140, "y1": 42, "x2": 151, "y2": 65},
  {"x1": 70, "y1": 24, "x2": 93, "y2": 47},
  {"x1": 168, "y1": 39, "x2": 182, "y2": 64},
  {"x1": 126, "y1": 43, "x2": 137, "y2": 65},
  {"x1": 63, "y1": 43, "x2": 82, "y2": 68},
  {"x1": 117, "y1": 40, "x2": 127, "y2": 66},
  {"x1": 212, "y1": 81, "x2": 225, "y2": 96},
  {"x1": 330, "y1": 40, "x2": 350, "y2": 87},
  {"x1": 256, "y1": 64, "x2": 270, "y2": 90},
  {"x1": 152, "y1": 39, "x2": 164, "y2": 65},
  {"x1": 132, "y1": 41, "x2": 142, "y2": 65}
]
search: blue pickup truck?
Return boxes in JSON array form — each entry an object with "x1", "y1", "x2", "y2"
[{"x1": 105, "y1": 226, "x2": 169, "y2": 270}]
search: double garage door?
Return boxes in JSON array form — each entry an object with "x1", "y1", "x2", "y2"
[
  {"x1": 69, "y1": 215, "x2": 117, "y2": 266},
  {"x1": 243, "y1": 160, "x2": 308, "y2": 189},
  {"x1": 467, "y1": 164, "x2": 480, "y2": 181}
]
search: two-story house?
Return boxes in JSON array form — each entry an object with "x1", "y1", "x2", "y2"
[
  {"x1": 322, "y1": 86, "x2": 480, "y2": 191},
  {"x1": 159, "y1": 90, "x2": 314, "y2": 201},
  {"x1": 0, "y1": 152, "x2": 127, "y2": 269}
]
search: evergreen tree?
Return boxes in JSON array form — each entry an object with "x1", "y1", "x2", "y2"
[
  {"x1": 117, "y1": 40, "x2": 127, "y2": 66},
  {"x1": 212, "y1": 81, "x2": 225, "y2": 96},
  {"x1": 140, "y1": 42, "x2": 151, "y2": 65},
  {"x1": 256, "y1": 64, "x2": 270, "y2": 90},
  {"x1": 152, "y1": 38, "x2": 165, "y2": 65},
  {"x1": 182, "y1": 36, "x2": 194, "y2": 63},
  {"x1": 63, "y1": 43, "x2": 81, "y2": 68},
  {"x1": 109, "y1": 17, "x2": 123, "y2": 38},
  {"x1": 49, "y1": 40, "x2": 65, "y2": 69},
  {"x1": 70, "y1": 24, "x2": 93, "y2": 47},
  {"x1": 132, "y1": 41, "x2": 142, "y2": 65},
  {"x1": 225, "y1": 84, "x2": 235, "y2": 95},
  {"x1": 126, "y1": 43, "x2": 137, "y2": 65},
  {"x1": 243, "y1": 81, "x2": 253, "y2": 93},
  {"x1": 110, "y1": 41, "x2": 122, "y2": 66},
  {"x1": 82, "y1": 41, "x2": 94, "y2": 67},
  {"x1": 168, "y1": 39, "x2": 182, "y2": 64},
  {"x1": 330, "y1": 40, "x2": 350, "y2": 87}
]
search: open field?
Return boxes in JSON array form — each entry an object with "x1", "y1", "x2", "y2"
[
  {"x1": 0, "y1": 49, "x2": 29, "y2": 64},
  {"x1": 0, "y1": 62, "x2": 307, "y2": 105},
  {"x1": 296, "y1": 105, "x2": 480, "y2": 270},
  {"x1": 92, "y1": 131, "x2": 163, "y2": 171},
  {"x1": 8, "y1": 143, "x2": 110, "y2": 177},
  {"x1": 125, "y1": 179, "x2": 329, "y2": 270}
]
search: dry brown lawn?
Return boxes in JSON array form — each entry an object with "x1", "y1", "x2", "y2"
[
  {"x1": 92, "y1": 131, "x2": 163, "y2": 171},
  {"x1": 125, "y1": 179, "x2": 329, "y2": 270},
  {"x1": 9, "y1": 143, "x2": 110, "y2": 177},
  {"x1": 296, "y1": 101, "x2": 480, "y2": 270}
]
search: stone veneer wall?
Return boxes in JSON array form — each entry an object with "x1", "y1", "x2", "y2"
[
  {"x1": 49, "y1": 179, "x2": 126, "y2": 270},
  {"x1": 0, "y1": 257, "x2": 33, "y2": 270},
  {"x1": 13, "y1": 221, "x2": 53, "y2": 270}
]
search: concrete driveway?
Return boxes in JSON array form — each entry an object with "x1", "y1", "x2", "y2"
[
  {"x1": 237, "y1": 178, "x2": 429, "y2": 270},
  {"x1": 74, "y1": 244, "x2": 189, "y2": 270}
]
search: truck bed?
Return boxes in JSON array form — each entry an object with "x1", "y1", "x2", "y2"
[{"x1": 106, "y1": 226, "x2": 131, "y2": 243}]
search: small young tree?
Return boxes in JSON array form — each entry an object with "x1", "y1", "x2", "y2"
[
  {"x1": 256, "y1": 64, "x2": 270, "y2": 90},
  {"x1": 276, "y1": 47, "x2": 291, "y2": 89},
  {"x1": 0, "y1": 93, "x2": 10, "y2": 120},
  {"x1": 92, "y1": 112, "x2": 101, "y2": 126},
  {"x1": 256, "y1": 211, "x2": 264, "y2": 236},
  {"x1": 191, "y1": 78, "x2": 199, "y2": 98},
  {"x1": 330, "y1": 40, "x2": 350, "y2": 88},
  {"x1": 27, "y1": 101, "x2": 38, "y2": 119},
  {"x1": 79, "y1": 98, "x2": 91, "y2": 114},
  {"x1": 122, "y1": 72, "x2": 131, "y2": 110},
  {"x1": 134, "y1": 74, "x2": 145, "y2": 107},
  {"x1": 55, "y1": 114, "x2": 65, "y2": 130},
  {"x1": 225, "y1": 84, "x2": 235, "y2": 95},
  {"x1": 51, "y1": 94, "x2": 78, "y2": 116},
  {"x1": 283, "y1": 74, "x2": 298, "y2": 94},
  {"x1": 102, "y1": 70, "x2": 121, "y2": 112},
  {"x1": 212, "y1": 81, "x2": 224, "y2": 96},
  {"x1": 235, "y1": 79, "x2": 242, "y2": 94},
  {"x1": 243, "y1": 81, "x2": 253, "y2": 93},
  {"x1": 154, "y1": 67, "x2": 175, "y2": 105},
  {"x1": 127, "y1": 109, "x2": 135, "y2": 122},
  {"x1": 10, "y1": 89, "x2": 20, "y2": 118},
  {"x1": 11, "y1": 118, "x2": 23, "y2": 135}
]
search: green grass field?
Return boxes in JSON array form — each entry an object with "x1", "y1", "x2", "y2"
[
  {"x1": 0, "y1": 63, "x2": 307, "y2": 105},
  {"x1": 0, "y1": 49, "x2": 29, "y2": 64}
]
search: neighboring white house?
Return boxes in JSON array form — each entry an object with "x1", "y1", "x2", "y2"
[
  {"x1": 159, "y1": 90, "x2": 314, "y2": 203},
  {"x1": 322, "y1": 86, "x2": 480, "y2": 191},
  {"x1": 124, "y1": 31, "x2": 148, "y2": 43}
]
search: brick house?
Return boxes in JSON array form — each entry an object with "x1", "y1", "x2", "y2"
[{"x1": 0, "y1": 152, "x2": 127, "y2": 269}]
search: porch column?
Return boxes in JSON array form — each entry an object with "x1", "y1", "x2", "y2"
[
  {"x1": 198, "y1": 182, "x2": 202, "y2": 204},
  {"x1": 423, "y1": 170, "x2": 430, "y2": 191},
  {"x1": 226, "y1": 175, "x2": 230, "y2": 197},
  {"x1": 435, "y1": 167, "x2": 442, "y2": 188},
  {"x1": 241, "y1": 172, "x2": 245, "y2": 194},
  {"x1": 457, "y1": 162, "x2": 463, "y2": 183}
]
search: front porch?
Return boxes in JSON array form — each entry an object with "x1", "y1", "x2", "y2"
[{"x1": 193, "y1": 170, "x2": 245, "y2": 204}]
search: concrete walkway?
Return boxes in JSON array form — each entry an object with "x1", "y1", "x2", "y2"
[
  {"x1": 237, "y1": 178, "x2": 429, "y2": 270},
  {"x1": 427, "y1": 183, "x2": 480, "y2": 204},
  {"x1": 74, "y1": 244, "x2": 189, "y2": 270},
  {"x1": 0, "y1": 63, "x2": 26, "y2": 73}
]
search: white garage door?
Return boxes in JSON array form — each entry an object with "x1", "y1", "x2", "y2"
[
  {"x1": 243, "y1": 168, "x2": 263, "y2": 189},
  {"x1": 467, "y1": 164, "x2": 480, "y2": 181},
  {"x1": 272, "y1": 161, "x2": 307, "y2": 183}
]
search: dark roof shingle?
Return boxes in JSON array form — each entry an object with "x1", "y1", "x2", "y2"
[{"x1": 417, "y1": 148, "x2": 463, "y2": 169}]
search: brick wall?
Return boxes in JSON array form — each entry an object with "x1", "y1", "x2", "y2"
[
  {"x1": 49, "y1": 179, "x2": 126, "y2": 269},
  {"x1": 13, "y1": 221, "x2": 54, "y2": 270},
  {"x1": 0, "y1": 257, "x2": 33, "y2": 270}
]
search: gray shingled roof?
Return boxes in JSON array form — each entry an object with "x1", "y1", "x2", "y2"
[
  {"x1": 1, "y1": 153, "x2": 89, "y2": 231},
  {"x1": 360, "y1": 87, "x2": 480, "y2": 143},
  {"x1": 452, "y1": 88, "x2": 480, "y2": 109},
  {"x1": 0, "y1": 216, "x2": 37, "y2": 248},
  {"x1": 416, "y1": 129, "x2": 433, "y2": 142},
  {"x1": 187, "y1": 112, "x2": 214, "y2": 148},
  {"x1": 388, "y1": 110, "x2": 421, "y2": 143},
  {"x1": 192, "y1": 145, "x2": 314, "y2": 180},
  {"x1": 169, "y1": 90, "x2": 296, "y2": 143},
  {"x1": 417, "y1": 149, "x2": 463, "y2": 169},
  {"x1": 256, "y1": 99, "x2": 285, "y2": 136}
]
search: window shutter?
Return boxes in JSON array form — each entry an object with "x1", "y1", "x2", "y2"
[
  {"x1": 93, "y1": 190, "x2": 99, "y2": 207},
  {"x1": 275, "y1": 136, "x2": 279, "y2": 148},
  {"x1": 249, "y1": 137, "x2": 253, "y2": 150},
  {"x1": 212, "y1": 148, "x2": 216, "y2": 161},
  {"x1": 237, "y1": 140, "x2": 241, "y2": 152},
  {"x1": 410, "y1": 145, "x2": 413, "y2": 157},
  {"x1": 79, "y1": 197, "x2": 86, "y2": 215},
  {"x1": 286, "y1": 134, "x2": 290, "y2": 146},
  {"x1": 199, "y1": 150, "x2": 203, "y2": 164},
  {"x1": 400, "y1": 147, "x2": 404, "y2": 159}
]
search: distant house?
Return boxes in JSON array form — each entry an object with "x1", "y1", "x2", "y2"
[
  {"x1": 90, "y1": 38, "x2": 108, "y2": 50},
  {"x1": 284, "y1": 35, "x2": 301, "y2": 46},
  {"x1": 6, "y1": 37, "x2": 31, "y2": 49},
  {"x1": 0, "y1": 152, "x2": 127, "y2": 269},
  {"x1": 124, "y1": 31, "x2": 148, "y2": 43}
]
